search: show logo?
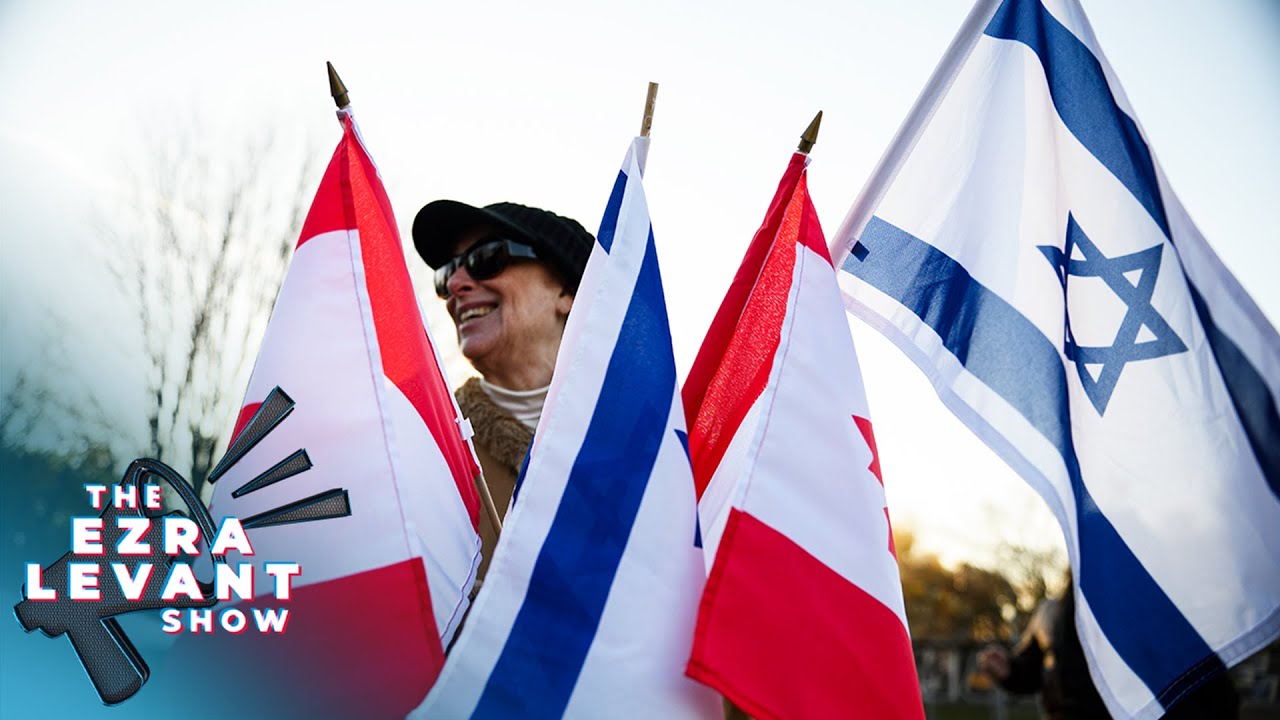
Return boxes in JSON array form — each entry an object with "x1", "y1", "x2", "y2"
[{"x1": 13, "y1": 387, "x2": 350, "y2": 706}]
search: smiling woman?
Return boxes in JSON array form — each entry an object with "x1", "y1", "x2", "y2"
[{"x1": 412, "y1": 200, "x2": 594, "y2": 580}]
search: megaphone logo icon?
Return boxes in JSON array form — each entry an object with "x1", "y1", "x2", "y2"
[
  {"x1": 13, "y1": 387, "x2": 351, "y2": 705},
  {"x1": 14, "y1": 458, "x2": 220, "y2": 705}
]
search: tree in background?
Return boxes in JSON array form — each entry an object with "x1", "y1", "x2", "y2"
[
  {"x1": 0, "y1": 323, "x2": 116, "y2": 455},
  {"x1": 896, "y1": 528, "x2": 1024, "y2": 644},
  {"x1": 103, "y1": 130, "x2": 315, "y2": 497},
  {"x1": 1, "y1": 365, "x2": 120, "y2": 564},
  {"x1": 995, "y1": 538, "x2": 1067, "y2": 618}
]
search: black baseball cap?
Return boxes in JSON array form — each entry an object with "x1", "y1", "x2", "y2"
[{"x1": 412, "y1": 201, "x2": 594, "y2": 294}]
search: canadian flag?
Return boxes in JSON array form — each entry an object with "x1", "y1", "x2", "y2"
[
  {"x1": 683, "y1": 153, "x2": 922, "y2": 719},
  {"x1": 198, "y1": 110, "x2": 482, "y2": 717}
]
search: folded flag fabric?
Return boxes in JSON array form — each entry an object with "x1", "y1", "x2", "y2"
[
  {"x1": 683, "y1": 151, "x2": 922, "y2": 720},
  {"x1": 833, "y1": 0, "x2": 1280, "y2": 717},
  {"x1": 415, "y1": 136, "x2": 720, "y2": 719},
  {"x1": 201, "y1": 108, "x2": 483, "y2": 717}
]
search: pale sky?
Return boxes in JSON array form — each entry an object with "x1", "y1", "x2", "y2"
[{"x1": 1, "y1": 0, "x2": 1277, "y2": 568}]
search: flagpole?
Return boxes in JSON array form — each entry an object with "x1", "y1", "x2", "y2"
[
  {"x1": 827, "y1": 0, "x2": 1002, "y2": 262},
  {"x1": 718, "y1": 109, "x2": 851, "y2": 720},
  {"x1": 639, "y1": 82, "x2": 659, "y2": 138},
  {"x1": 634, "y1": 81, "x2": 659, "y2": 175},
  {"x1": 327, "y1": 61, "x2": 351, "y2": 110},
  {"x1": 798, "y1": 111, "x2": 823, "y2": 154},
  {"x1": 324, "y1": 61, "x2": 506, "y2": 540},
  {"x1": 476, "y1": 468, "x2": 504, "y2": 538}
]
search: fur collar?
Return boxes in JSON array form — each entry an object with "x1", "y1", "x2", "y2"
[{"x1": 456, "y1": 377, "x2": 534, "y2": 476}]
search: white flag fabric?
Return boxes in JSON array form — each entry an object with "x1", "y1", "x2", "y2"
[
  {"x1": 198, "y1": 109, "x2": 483, "y2": 717},
  {"x1": 833, "y1": 1, "x2": 1280, "y2": 718},
  {"x1": 415, "y1": 137, "x2": 721, "y2": 719}
]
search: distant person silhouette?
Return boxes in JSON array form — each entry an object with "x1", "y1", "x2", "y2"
[{"x1": 978, "y1": 577, "x2": 1239, "y2": 719}]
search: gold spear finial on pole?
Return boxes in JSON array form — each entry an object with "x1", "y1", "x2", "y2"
[
  {"x1": 798, "y1": 110, "x2": 823, "y2": 154},
  {"x1": 327, "y1": 61, "x2": 350, "y2": 110},
  {"x1": 639, "y1": 82, "x2": 659, "y2": 137}
]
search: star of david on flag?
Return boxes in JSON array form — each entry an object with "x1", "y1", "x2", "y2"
[
  {"x1": 1040, "y1": 213, "x2": 1188, "y2": 415},
  {"x1": 832, "y1": 0, "x2": 1280, "y2": 717}
]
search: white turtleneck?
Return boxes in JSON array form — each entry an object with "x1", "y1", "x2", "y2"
[{"x1": 478, "y1": 377, "x2": 549, "y2": 431}]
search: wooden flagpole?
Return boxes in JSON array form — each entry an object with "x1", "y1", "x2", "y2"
[
  {"x1": 475, "y1": 455, "x2": 504, "y2": 537},
  {"x1": 640, "y1": 82, "x2": 659, "y2": 137},
  {"x1": 324, "y1": 62, "x2": 506, "y2": 538}
]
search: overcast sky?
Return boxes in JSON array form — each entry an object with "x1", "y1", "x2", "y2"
[{"x1": 1, "y1": 0, "x2": 1277, "y2": 567}]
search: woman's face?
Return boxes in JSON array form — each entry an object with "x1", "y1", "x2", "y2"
[{"x1": 443, "y1": 228, "x2": 573, "y2": 389}]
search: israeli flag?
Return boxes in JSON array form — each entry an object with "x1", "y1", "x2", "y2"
[
  {"x1": 834, "y1": 1, "x2": 1280, "y2": 718},
  {"x1": 413, "y1": 138, "x2": 720, "y2": 719}
]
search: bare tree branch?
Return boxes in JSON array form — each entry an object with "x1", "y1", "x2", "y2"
[
  {"x1": 1, "y1": 327, "x2": 119, "y2": 466},
  {"x1": 101, "y1": 128, "x2": 317, "y2": 494}
]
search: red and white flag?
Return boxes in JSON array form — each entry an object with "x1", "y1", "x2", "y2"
[
  {"x1": 199, "y1": 109, "x2": 482, "y2": 716},
  {"x1": 683, "y1": 152, "x2": 922, "y2": 719}
]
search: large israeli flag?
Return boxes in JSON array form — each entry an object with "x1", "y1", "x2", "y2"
[
  {"x1": 412, "y1": 138, "x2": 721, "y2": 719},
  {"x1": 834, "y1": 0, "x2": 1280, "y2": 718}
]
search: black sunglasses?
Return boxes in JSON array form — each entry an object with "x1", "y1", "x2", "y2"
[{"x1": 435, "y1": 238, "x2": 540, "y2": 298}]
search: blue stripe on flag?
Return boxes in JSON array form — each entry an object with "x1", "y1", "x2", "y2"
[
  {"x1": 985, "y1": 0, "x2": 1280, "y2": 499},
  {"x1": 595, "y1": 171, "x2": 629, "y2": 253},
  {"x1": 1187, "y1": 287, "x2": 1280, "y2": 499},
  {"x1": 985, "y1": 0, "x2": 1169, "y2": 237},
  {"x1": 512, "y1": 433, "x2": 534, "y2": 506},
  {"x1": 674, "y1": 429, "x2": 702, "y2": 548},
  {"x1": 473, "y1": 230, "x2": 677, "y2": 718},
  {"x1": 845, "y1": 216, "x2": 1225, "y2": 707}
]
